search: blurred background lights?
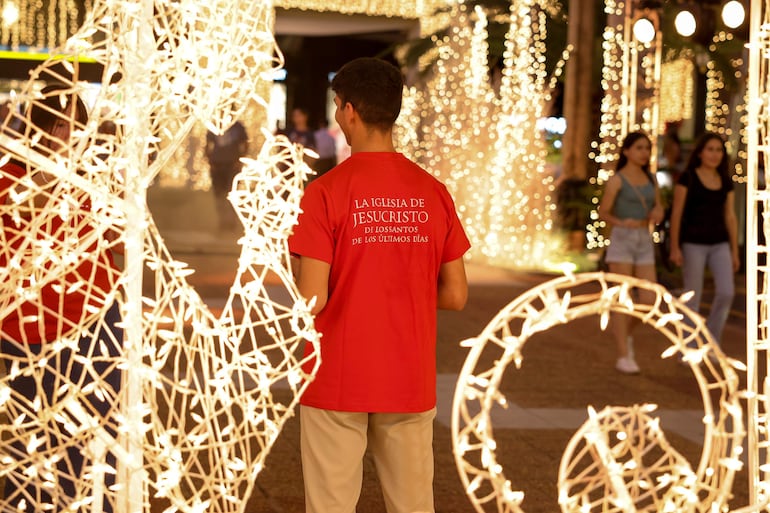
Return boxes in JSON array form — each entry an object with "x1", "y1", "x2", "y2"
[
  {"x1": 537, "y1": 116, "x2": 567, "y2": 135},
  {"x1": 1, "y1": 1, "x2": 18, "y2": 27},
  {"x1": 674, "y1": 10, "x2": 697, "y2": 37},
  {"x1": 632, "y1": 18, "x2": 655, "y2": 44},
  {"x1": 721, "y1": 0, "x2": 745, "y2": 29},
  {"x1": 395, "y1": 1, "x2": 564, "y2": 270}
]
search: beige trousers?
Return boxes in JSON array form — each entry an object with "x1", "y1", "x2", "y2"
[{"x1": 300, "y1": 405, "x2": 436, "y2": 513}]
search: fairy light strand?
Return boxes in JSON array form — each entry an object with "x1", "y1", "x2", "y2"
[
  {"x1": 395, "y1": 0, "x2": 564, "y2": 270},
  {"x1": 587, "y1": 0, "x2": 662, "y2": 251}
]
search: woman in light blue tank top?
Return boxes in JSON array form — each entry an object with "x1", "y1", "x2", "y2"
[{"x1": 598, "y1": 132, "x2": 664, "y2": 374}]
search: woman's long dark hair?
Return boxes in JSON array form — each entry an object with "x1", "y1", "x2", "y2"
[
  {"x1": 683, "y1": 131, "x2": 730, "y2": 185},
  {"x1": 27, "y1": 84, "x2": 89, "y2": 140},
  {"x1": 616, "y1": 131, "x2": 653, "y2": 182}
]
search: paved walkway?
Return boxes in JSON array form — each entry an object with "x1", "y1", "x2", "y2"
[{"x1": 147, "y1": 185, "x2": 752, "y2": 513}]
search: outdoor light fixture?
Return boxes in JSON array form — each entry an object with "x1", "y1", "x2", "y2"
[
  {"x1": 721, "y1": 0, "x2": 746, "y2": 29},
  {"x1": 633, "y1": 17, "x2": 656, "y2": 43},
  {"x1": 675, "y1": 9, "x2": 697, "y2": 37}
]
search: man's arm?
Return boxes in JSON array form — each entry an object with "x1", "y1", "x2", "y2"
[
  {"x1": 437, "y1": 257, "x2": 468, "y2": 310},
  {"x1": 293, "y1": 255, "x2": 331, "y2": 315}
]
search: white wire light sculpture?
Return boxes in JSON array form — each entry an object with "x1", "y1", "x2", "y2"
[
  {"x1": 452, "y1": 272, "x2": 746, "y2": 513},
  {"x1": 746, "y1": 0, "x2": 770, "y2": 509},
  {"x1": 0, "y1": 2, "x2": 320, "y2": 513}
]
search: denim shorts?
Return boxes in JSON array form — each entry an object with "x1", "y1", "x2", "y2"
[{"x1": 604, "y1": 226, "x2": 655, "y2": 265}]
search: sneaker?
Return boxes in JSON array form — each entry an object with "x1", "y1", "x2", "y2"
[{"x1": 616, "y1": 356, "x2": 640, "y2": 374}]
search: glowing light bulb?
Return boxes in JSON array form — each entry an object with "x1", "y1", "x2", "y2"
[
  {"x1": 721, "y1": 1, "x2": 745, "y2": 29},
  {"x1": 1, "y1": 1, "x2": 19, "y2": 27},
  {"x1": 633, "y1": 18, "x2": 655, "y2": 44},
  {"x1": 674, "y1": 10, "x2": 697, "y2": 37}
]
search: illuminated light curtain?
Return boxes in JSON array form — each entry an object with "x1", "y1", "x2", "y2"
[
  {"x1": 0, "y1": 2, "x2": 320, "y2": 513},
  {"x1": 659, "y1": 53, "x2": 695, "y2": 130},
  {"x1": 273, "y1": 0, "x2": 445, "y2": 18},
  {"x1": 0, "y1": 0, "x2": 95, "y2": 51},
  {"x1": 396, "y1": 1, "x2": 564, "y2": 271}
]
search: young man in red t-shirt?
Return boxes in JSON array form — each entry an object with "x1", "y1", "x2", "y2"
[{"x1": 288, "y1": 57, "x2": 470, "y2": 513}]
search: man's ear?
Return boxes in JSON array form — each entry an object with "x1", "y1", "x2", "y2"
[{"x1": 342, "y1": 101, "x2": 358, "y2": 124}]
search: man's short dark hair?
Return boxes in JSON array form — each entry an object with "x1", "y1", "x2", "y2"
[{"x1": 331, "y1": 58, "x2": 403, "y2": 131}]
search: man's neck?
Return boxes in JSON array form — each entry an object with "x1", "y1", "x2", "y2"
[{"x1": 350, "y1": 128, "x2": 396, "y2": 154}]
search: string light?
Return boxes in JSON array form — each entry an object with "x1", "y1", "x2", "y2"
[
  {"x1": 273, "y1": 0, "x2": 444, "y2": 18},
  {"x1": 0, "y1": 0, "x2": 94, "y2": 51},
  {"x1": 2, "y1": 2, "x2": 769, "y2": 513},
  {"x1": 587, "y1": 0, "x2": 662, "y2": 251},
  {"x1": 705, "y1": 60, "x2": 729, "y2": 136},
  {"x1": 659, "y1": 53, "x2": 695, "y2": 130},
  {"x1": 395, "y1": 0, "x2": 564, "y2": 270},
  {"x1": 0, "y1": 3, "x2": 320, "y2": 513},
  {"x1": 453, "y1": 272, "x2": 748, "y2": 513}
]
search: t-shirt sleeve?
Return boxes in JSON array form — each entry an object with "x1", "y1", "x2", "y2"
[
  {"x1": 440, "y1": 187, "x2": 471, "y2": 263},
  {"x1": 288, "y1": 183, "x2": 335, "y2": 264},
  {"x1": 0, "y1": 162, "x2": 24, "y2": 203}
]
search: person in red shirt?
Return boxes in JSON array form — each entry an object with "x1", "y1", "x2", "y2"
[
  {"x1": 289, "y1": 57, "x2": 470, "y2": 513},
  {"x1": 0, "y1": 84, "x2": 122, "y2": 512}
]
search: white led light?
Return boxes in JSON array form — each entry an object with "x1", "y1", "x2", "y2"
[
  {"x1": 674, "y1": 10, "x2": 697, "y2": 37},
  {"x1": 632, "y1": 18, "x2": 655, "y2": 43},
  {"x1": 722, "y1": 0, "x2": 746, "y2": 29}
]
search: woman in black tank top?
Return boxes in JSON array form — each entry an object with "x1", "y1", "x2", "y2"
[{"x1": 669, "y1": 132, "x2": 738, "y2": 356}]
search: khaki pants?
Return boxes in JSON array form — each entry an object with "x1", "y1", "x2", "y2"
[{"x1": 300, "y1": 405, "x2": 436, "y2": 513}]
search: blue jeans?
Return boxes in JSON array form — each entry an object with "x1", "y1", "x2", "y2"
[
  {"x1": 1, "y1": 301, "x2": 123, "y2": 512},
  {"x1": 681, "y1": 242, "x2": 735, "y2": 346}
]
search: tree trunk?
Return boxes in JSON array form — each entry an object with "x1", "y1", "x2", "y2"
[{"x1": 562, "y1": 0, "x2": 596, "y2": 180}]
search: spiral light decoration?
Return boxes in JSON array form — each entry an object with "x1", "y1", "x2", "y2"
[{"x1": 452, "y1": 272, "x2": 747, "y2": 513}]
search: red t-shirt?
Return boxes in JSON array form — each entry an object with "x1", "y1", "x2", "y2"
[
  {"x1": 0, "y1": 161, "x2": 120, "y2": 344},
  {"x1": 288, "y1": 152, "x2": 470, "y2": 412}
]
